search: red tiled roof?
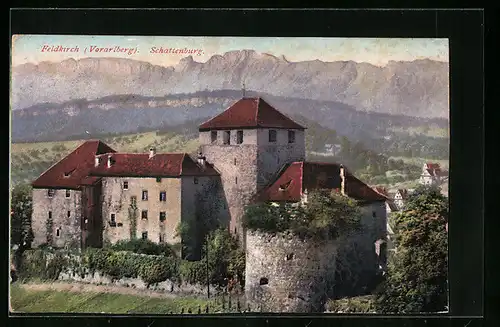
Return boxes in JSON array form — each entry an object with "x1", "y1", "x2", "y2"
[
  {"x1": 199, "y1": 97, "x2": 305, "y2": 131},
  {"x1": 32, "y1": 140, "x2": 116, "y2": 190},
  {"x1": 256, "y1": 161, "x2": 386, "y2": 203},
  {"x1": 426, "y1": 163, "x2": 441, "y2": 170},
  {"x1": 89, "y1": 153, "x2": 219, "y2": 177},
  {"x1": 373, "y1": 186, "x2": 390, "y2": 198}
]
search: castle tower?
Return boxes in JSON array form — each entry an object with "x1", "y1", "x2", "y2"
[
  {"x1": 245, "y1": 230, "x2": 338, "y2": 312},
  {"x1": 198, "y1": 97, "x2": 306, "y2": 239}
]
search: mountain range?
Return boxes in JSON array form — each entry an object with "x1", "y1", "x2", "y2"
[
  {"x1": 11, "y1": 90, "x2": 448, "y2": 144},
  {"x1": 11, "y1": 50, "x2": 449, "y2": 119}
]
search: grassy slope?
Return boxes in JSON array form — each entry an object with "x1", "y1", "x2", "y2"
[
  {"x1": 389, "y1": 156, "x2": 449, "y2": 170},
  {"x1": 388, "y1": 126, "x2": 449, "y2": 138},
  {"x1": 10, "y1": 283, "x2": 220, "y2": 314}
]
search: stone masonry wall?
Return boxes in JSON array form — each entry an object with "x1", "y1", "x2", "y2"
[
  {"x1": 31, "y1": 188, "x2": 82, "y2": 248},
  {"x1": 245, "y1": 230, "x2": 337, "y2": 313},
  {"x1": 100, "y1": 177, "x2": 182, "y2": 245},
  {"x1": 256, "y1": 129, "x2": 306, "y2": 189},
  {"x1": 200, "y1": 128, "x2": 305, "y2": 242},
  {"x1": 201, "y1": 138, "x2": 259, "y2": 241},
  {"x1": 181, "y1": 175, "x2": 228, "y2": 257},
  {"x1": 334, "y1": 201, "x2": 387, "y2": 296}
]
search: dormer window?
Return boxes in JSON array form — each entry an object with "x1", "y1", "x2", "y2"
[
  {"x1": 63, "y1": 169, "x2": 75, "y2": 178},
  {"x1": 279, "y1": 180, "x2": 292, "y2": 191},
  {"x1": 211, "y1": 131, "x2": 217, "y2": 143},
  {"x1": 269, "y1": 130, "x2": 277, "y2": 143},
  {"x1": 223, "y1": 131, "x2": 231, "y2": 145}
]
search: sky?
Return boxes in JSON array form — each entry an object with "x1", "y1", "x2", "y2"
[{"x1": 11, "y1": 35, "x2": 449, "y2": 68}]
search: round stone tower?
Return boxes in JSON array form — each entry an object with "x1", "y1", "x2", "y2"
[{"x1": 244, "y1": 230, "x2": 338, "y2": 313}]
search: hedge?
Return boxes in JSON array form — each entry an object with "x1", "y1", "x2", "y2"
[{"x1": 19, "y1": 247, "x2": 234, "y2": 288}]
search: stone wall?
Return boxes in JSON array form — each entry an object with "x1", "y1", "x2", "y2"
[
  {"x1": 58, "y1": 269, "x2": 215, "y2": 297},
  {"x1": 31, "y1": 188, "x2": 82, "y2": 248},
  {"x1": 256, "y1": 129, "x2": 306, "y2": 189},
  {"x1": 200, "y1": 128, "x2": 305, "y2": 242},
  {"x1": 244, "y1": 230, "x2": 337, "y2": 313},
  {"x1": 181, "y1": 175, "x2": 227, "y2": 257},
  {"x1": 201, "y1": 142, "x2": 259, "y2": 241},
  {"x1": 334, "y1": 201, "x2": 387, "y2": 297},
  {"x1": 100, "y1": 177, "x2": 182, "y2": 245}
]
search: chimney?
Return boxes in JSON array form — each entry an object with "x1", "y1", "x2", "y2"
[
  {"x1": 340, "y1": 164, "x2": 346, "y2": 196},
  {"x1": 107, "y1": 155, "x2": 113, "y2": 168},
  {"x1": 94, "y1": 156, "x2": 100, "y2": 167},
  {"x1": 149, "y1": 147, "x2": 156, "y2": 159},
  {"x1": 197, "y1": 152, "x2": 206, "y2": 167}
]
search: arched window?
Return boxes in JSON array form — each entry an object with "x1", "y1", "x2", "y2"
[{"x1": 259, "y1": 277, "x2": 269, "y2": 285}]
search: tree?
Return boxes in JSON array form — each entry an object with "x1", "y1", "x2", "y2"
[
  {"x1": 10, "y1": 183, "x2": 34, "y2": 248},
  {"x1": 375, "y1": 185, "x2": 448, "y2": 313}
]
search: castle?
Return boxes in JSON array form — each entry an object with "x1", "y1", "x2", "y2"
[{"x1": 30, "y1": 97, "x2": 389, "y2": 294}]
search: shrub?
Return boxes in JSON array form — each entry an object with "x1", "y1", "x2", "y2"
[
  {"x1": 326, "y1": 295, "x2": 376, "y2": 313},
  {"x1": 138, "y1": 256, "x2": 178, "y2": 286},
  {"x1": 109, "y1": 239, "x2": 176, "y2": 257},
  {"x1": 18, "y1": 249, "x2": 68, "y2": 281},
  {"x1": 18, "y1": 250, "x2": 48, "y2": 281},
  {"x1": 243, "y1": 190, "x2": 361, "y2": 241},
  {"x1": 179, "y1": 259, "x2": 207, "y2": 285},
  {"x1": 45, "y1": 251, "x2": 68, "y2": 280}
]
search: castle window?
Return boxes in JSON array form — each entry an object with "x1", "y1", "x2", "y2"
[
  {"x1": 67, "y1": 210, "x2": 71, "y2": 218},
  {"x1": 159, "y1": 211, "x2": 166, "y2": 222},
  {"x1": 48, "y1": 211, "x2": 52, "y2": 219},
  {"x1": 223, "y1": 131, "x2": 231, "y2": 145},
  {"x1": 156, "y1": 177, "x2": 162, "y2": 183},
  {"x1": 123, "y1": 181, "x2": 129, "y2": 190},
  {"x1": 259, "y1": 277, "x2": 269, "y2": 286},
  {"x1": 372, "y1": 211, "x2": 377, "y2": 218},
  {"x1": 234, "y1": 158, "x2": 237, "y2": 165},
  {"x1": 235, "y1": 176, "x2": 238, "y2": 184},
  {"x1": 110, "y1": 214, "x2": 116, "y2": 227},
  {"x1": 269, "y1": 130, "x2": 277, "y2": 143},
  {"x1": 65, "y1": 189, "x2": 71, "y2": 198},
  {"x1": 141, "y1": 210, "x2": 148, "y2": 220},
  {"x1": 211, "y1": 131, "x2": 217, "y2": 143},
  {"x1": 47, "y1": 189, "x2": 55, "y2": 198},
  {"x1": 56, "y1": 228, "x2": 60, "y2": 237},
  {"x1": 141, "y1": 231, "x2": 148, "y2": 240},
  {"x1": 288, "y1": 130, "x2": 295, "y2": 144},
  {"x1": 159, "y1": 191, "x2": 167, "y2": 202},
  {"x1": 159, "y1": 233, "x2": 166, "y2": 243},
  {"x1": 130, "y1": 196, "x2": 137, "y2": 206},
  {"x1": 285, "y1": 253, "x2": 294, "y2": 261},
  {"x1": 194, "y1": 177, "x2": 199, "y2": 184},
  {"x1": 236, "y1": 130, "x2": 243, "y2": 144},
  {"x1": 142, "y1": 190, "x2": 148, "y2": 201}
]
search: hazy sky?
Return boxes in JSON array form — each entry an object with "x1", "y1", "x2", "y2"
[{"x1": 12, "y1": 35, "x2": 449, "y2": 67}]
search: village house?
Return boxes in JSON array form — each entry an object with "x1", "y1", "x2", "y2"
[
  {"x1": 420, "y1": 162, "x2": 448, "y2": 186},
  {"x1": 30, "y1": 97, "x2": 389, "y2": 265},
  {"x1": 393, "y1": 188, "x2": 409, "y2": 210}
]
